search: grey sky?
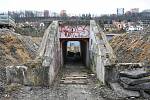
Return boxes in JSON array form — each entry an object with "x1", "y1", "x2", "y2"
[{"x1": 0, "y1": 0, "x2": 150, "y2": 15}]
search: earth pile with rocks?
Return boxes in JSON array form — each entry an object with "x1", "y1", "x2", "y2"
[
  {"x1": 0, "y1": 29, "x2": 39, "y2": 97},
  {"x1": 109, "y1": 32, "x2": 150, "y2": 99},
  {"x1": 110, "y1": 33, "x2": 150, "y2": 65},
  {"x1": 0, "y1": 30, "x2": 39, "y2": 68}
]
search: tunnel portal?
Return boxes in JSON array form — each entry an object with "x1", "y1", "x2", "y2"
[
  {"x1": 59, "y1": 21, "x2": 90, "y2": 67},
  {"x1": 60, "y1": 39, "x2": 89, "y2": 67}
]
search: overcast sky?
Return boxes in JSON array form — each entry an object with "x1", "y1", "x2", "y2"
[{"x1": 0, "y1": 0, "x2": 150, "y2": 15}]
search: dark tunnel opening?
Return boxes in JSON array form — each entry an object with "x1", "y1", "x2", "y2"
[
  {"x1": 65, "y1": 41, "x2": 81, "y2": 64},
  {"x1": 61, "y1": 39, "x2": 89, "y2": 67}
]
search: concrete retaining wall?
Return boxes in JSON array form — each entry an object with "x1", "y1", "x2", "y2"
[
  {"x1": 38, "y1": 21, "x2": 61, "y2": 85},
  {"x1": 89, "y1": 20, "x2": 116, "y2": 84},
  {"x1": 6, "y1": 21, "x2": 61, "y2": 86}
]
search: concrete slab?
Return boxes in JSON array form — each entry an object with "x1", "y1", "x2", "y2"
[
  {"x1": 62, "y1": 76, "x2": 87, "y2": 80},
  {"x1": 121, "y1": 82, "x2": 150, "y2": 91},
  {"x1": 120, "y1": 77, "x2": 150, "y2": 86},
  {"x1": 60, "y1": 80, "x2": 87, "y2": 85},
  {"x1": 119, "y1": 68, "x2": 150, "y2": 79},
  {"x1": 110, "y1": 82, "x2": 140, "y2": 98}
]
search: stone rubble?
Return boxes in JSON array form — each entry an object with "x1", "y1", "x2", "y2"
[{"x1": 117, "y1": 67, "x2": 150, "y2": 99}]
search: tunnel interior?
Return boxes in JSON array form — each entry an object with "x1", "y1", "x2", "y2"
[{"x1": 61, "y1": 39, "x2": 89, "y2": 67}]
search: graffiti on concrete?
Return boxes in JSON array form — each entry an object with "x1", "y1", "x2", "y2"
[{"x1": 59, "y1": 25, "x2": 89, "y2": 38}]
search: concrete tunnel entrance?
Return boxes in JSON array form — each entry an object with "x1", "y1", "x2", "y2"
[{"x1": 60, "y1": 39, "x2": 89, "y2": 67}]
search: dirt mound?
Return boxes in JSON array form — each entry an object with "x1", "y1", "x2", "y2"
[
  {"x1": 110, "y1": 33, "x2": 150, "y2": 65},
  {"x1": 0, "y1": 30, "x2": 38, "y2": 67}
]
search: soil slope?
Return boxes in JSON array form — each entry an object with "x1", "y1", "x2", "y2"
[
  {"x1": 110, "y1": 33, "x2": 150, "y2": 65},
  {"x1": 0, "y1": 30, "x2": 38, "y2": 67}
]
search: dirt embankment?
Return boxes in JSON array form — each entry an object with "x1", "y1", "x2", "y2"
[
  {"x1": 110, "y1": 33, "x2": 150, "y2": 65},
  {"x1": 0, "y1": 30, "x2": 39, "y2": 68}
]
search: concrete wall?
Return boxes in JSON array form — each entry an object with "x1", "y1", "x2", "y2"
[
  {"x1": 89, "y1": 20, "x2": 116, "y2": 84},
  {"x1": 6, "y1": 21, "x2": 62, "y2": 86},
  {"x1": 39, "y1": 21, "x2": 61, "y2": 85},
  {"x1": 80, "y1": 40, "x2": 89, "y2": 66}
]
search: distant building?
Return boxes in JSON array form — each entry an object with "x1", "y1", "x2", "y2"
[
  {"x1": 25, "y1": 11, "x2": 34, "y2": 17},
  {"x1": 130, "y1": 8, "x2": 139, "y2": 13},
  {"x1": 44, "y1": 10, "x2": 49, "y2": 17},
  {"x1": 60, "y1": 10, "x2": 67, "y2": 17},
  {"x1": 51, "y1": 12, "x2": 59, "y2": 17},
  {"x1": 142, "y1": 9, "x2": 150, "y2": 13},
  {"x1": 140, "y1": 19, "x2": 150, "y2": 28},
  {"x1": 112, "y1": 21, "x2": 141, "y2": 31},
  {"x1": 19, "y1": 11, "x2": 26, "y2": 17},
  {"x1": 117, "y1": 8, "x2": 124, "y2": 15},
  {"x1": 140, "y1": 9, "x2": 150, "y2": 27},
  {"x1": 0, "y1": 14, "x2": 16, "y2": 28},
  {"x1": 113, "y1": 21, "x2": 126, "y2": 30},
  {"x1": 141, "y1": 9, "x2": 150, "y2": 17},
  {"x1": 126, "y1": 25, "x2": 143, "y2": 32},
  {"x1": 125, "y1": 11, "x2": 132, "y2": 16},
  {"x1": 35, "y1": 11, "x2": 44, "y2": 17}
]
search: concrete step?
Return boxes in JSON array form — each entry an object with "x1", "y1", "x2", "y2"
[
  {"x1": 60, "y1": 75, "x2": 88, "y2": 85},
  {"x1": 119, "y1": 68, "x2": 150, "y2": 79},
  {"x1": 120, "y1": 81, "x2": 150, "y2": 91},
  {"x1": 62, "y1": 76, "x2": 87, "y2": 80},
  {"x1": 65, "y1": 74, "x2": 88, "y2": 77},
  {"x1": 60, "y1": 80, "x2": 87, "y2": 85}
]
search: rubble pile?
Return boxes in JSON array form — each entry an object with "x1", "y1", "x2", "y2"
[
  {"x1": 110, "y1": 33, "x2": 150, "y2": 65},
  {"x1": 110, "y1": 32, "x2": 150, "y2": 98},
  {"x1": 118, "y1": 68, "x2": 150, "y2": 98},
  {"x1": 108, "y1": 65, "x2": 150, "y2": 99},
  {"x1": 0, "y1": 30, "x2": 39, "y2": 67}
]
